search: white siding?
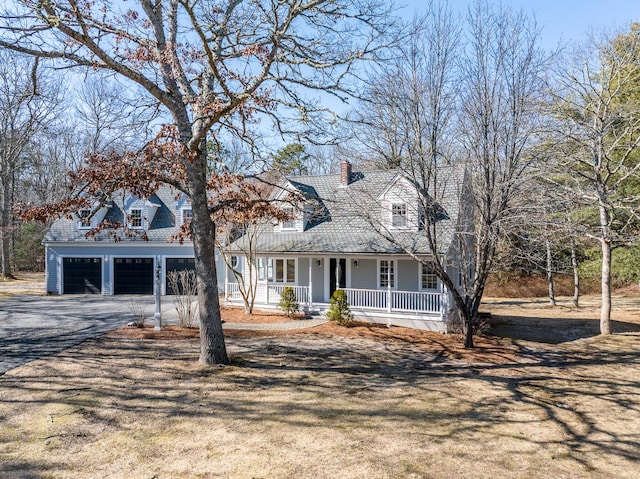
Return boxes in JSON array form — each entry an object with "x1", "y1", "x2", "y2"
[
  {"x1": 397, "y1": 260, "x2": 418, "y2": 291},
  {"x1": 351, "y1": 259, "x2": 377, "y2": 289}
]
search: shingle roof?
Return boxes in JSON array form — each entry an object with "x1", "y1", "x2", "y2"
[
  {"x1": 44, "y1": 165, "x2": 467, "y2": 254},
  {"x1": 234, "y1": 165, "x2": 466, "y2": 255},
  {"x1": 43, "y1": 184, "x2": 186, "y2": 243}
]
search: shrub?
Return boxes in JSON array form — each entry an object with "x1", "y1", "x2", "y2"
[
  {"x1": 326, "y1": 289, "x2": 353, "y2": 326},
  {"x1": 127, "y1": 302, "x2": 146, "y2": 328},
  {"x1": 278, "y1": 286, "x2": 299, "y2": 317},
  {"x1": 445, "y1": 311, "x2": 489, "y2": 337},
  {"x1": 167, "y1": 270, "x2": 199, "y2": 327}
]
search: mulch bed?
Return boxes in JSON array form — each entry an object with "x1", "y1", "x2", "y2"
[{"x1": 107, "y1": 306, "x2": 521, "y2": 364}]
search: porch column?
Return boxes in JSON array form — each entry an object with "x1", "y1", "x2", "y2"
[
  {"x1": 308, "y1": 258, "x2": 313, "y2": 312},
  {"x1": 224, "y1": 255, "x2": 228, "y2": 300},
  {"x1": 440, "y1": 280, "x2": 448, "y2": 321},
  {"x1": 387, "y1": 260, "x2": 392, "y2": 314}
]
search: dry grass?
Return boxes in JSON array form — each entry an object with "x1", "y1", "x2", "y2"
[
  {"x1": 484, "y1": 274, "x2": 602, "y2": 297},
  {"x1": 1, "y1": 286, "x2": 640, "y2": 478},
  {"x1": 0, "y1": 272, "x2": 45, "y2": 298}
]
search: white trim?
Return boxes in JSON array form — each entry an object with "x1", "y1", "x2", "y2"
[
  {"x1": 391, "y1": 203, "x2": 409, "y2": 229},
  {"x1": 375, "y1": 173, "x2": 405, "y2": 201},
  {"x1": 43, "y1": 241, "x2": 193, "y2": 247},
  {"x1": 129, "y1": 208, "x2": 144, "y2": 229},
  {"x1": 377, "y1": 258, "x2": 397, "y2": 289},
  {"x1": 180, "y1": 206, "x2": 193, "y2": 226},
  {"x1": 77, "y1": 209, "x2": 92, "y2": 230},
  {"x1": 418, "y1": 262, "x2": 439, "y2": 291},
  {"x1": 256, "y1": 256, "x2": 297, "y2": 284},
  {"x1": 323, "y1": 257, "x2": 330, "y2": 302},
  {"x1": 280, "y1": 205, "x2": 296, "y2": 231}
]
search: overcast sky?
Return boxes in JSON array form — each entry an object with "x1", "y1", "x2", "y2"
[{"x1": 400, "y1": 0, "x2": 639, "y2": 50}]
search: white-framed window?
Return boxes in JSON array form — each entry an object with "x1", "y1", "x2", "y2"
[
  {"x1": 258, "y1": 257, "x2": 269, "y2": 281},
  {"x1": 182, "y1": 208, "x2": 192, "y2": 225},
  {"x1": 391, "y1": 203, "x2": 407, "y2": 227},
  {"x1": 281, "y1": 206, "x2": 295, "y2": 230},
  {"x1": 258, "y1": 257, "x2": 295, "y2": 283},
  {"x1": 130, "y1": 208, "x2": 143, "y2": 228},
  {"x1": 78, "y1": 209, "x2": 91, "y2": 229},
  {"x1": 378, "y1": 259, "x2": 396, "y2": 288},
  {"x1": 230, "y1": 255, "x2": 240, "y2": 270},
  {"x1": 420, "y1": 263, "x2": 438, "y2": 290}
]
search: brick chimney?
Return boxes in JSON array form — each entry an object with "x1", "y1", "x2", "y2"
[{"x1": 340, "y1": 160, "x2": 352, "y2": 186}]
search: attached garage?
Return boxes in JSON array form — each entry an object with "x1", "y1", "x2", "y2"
[
  {"x1": 114, "y1": 257, "x2": 154, "y2": 294},
  {"x1": 63, "y1": 257, "x2": 102, "y2": 294},
  {"x1": 165, "y1": 257, "x2": 196, "y2": 295}
]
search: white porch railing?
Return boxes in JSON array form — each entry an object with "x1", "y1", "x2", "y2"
[
  {"x1": 226, "y1": 283, "x2": 310, "y2": 306},
  {"x1": 341, "y1": 288, "x2": 441, "y2": 315},
  {"x1": 226, "y1": 284, "x2": 441, "y2": 316}
]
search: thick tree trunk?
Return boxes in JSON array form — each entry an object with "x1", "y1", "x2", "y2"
[
  {"x1": 463, "y1": 313, "x2": 474, "y2": 349},
  {"x1": 571, "y1": 240, "x2": 579, "y2": 308},
  {"x1": 545, "y1": 238, "x2": 555, "y2": 306},
  {"x1": 186, "y1": 151, "x2": 229, "y2": 365}
]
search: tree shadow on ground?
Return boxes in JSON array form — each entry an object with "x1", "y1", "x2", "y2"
[
  {"x1": 488, "y1": 314, "x2": 640, "y2": 343},
  {"x1": 1, "y1": 331, "x2": 640, "y2": 478}
]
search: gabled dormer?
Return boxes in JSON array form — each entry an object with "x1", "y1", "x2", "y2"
[
  {"x1": 174, "y1": 193, "x2": 192, "y2": 226},
  {"x1": 124, "y1": 194, "x2": 161, "y2": 230},
  {"x1": 76, "y1": 206, "x2": 112, "y2": 230},
  {"x1": 272, "y1": 180, "x2": 306, "y2": 233},
  {"x1": 377, "y1": 174, "x2": 422, "y2": 232},
  {"x1": 75, "y1": 194, "x2": 112, "y2": 230}
]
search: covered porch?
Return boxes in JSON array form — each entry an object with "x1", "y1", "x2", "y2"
[{"x1": 224, "y1": 281, "x2": 449, "y2": 332}]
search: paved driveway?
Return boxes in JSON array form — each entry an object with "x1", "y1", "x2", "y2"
[{"x1": 0, "y1": 295, "x2": 175, "y2": 374}]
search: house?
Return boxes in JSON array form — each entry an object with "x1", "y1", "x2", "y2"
[
  {"x1": 44, "y1": 161, "x2": 470, "y2": 332},
  {"x1": 43, "y1": 185, "x2": 229, "y2": 295},
  {"x1": 223, "y1": 161, "x2": 470, "y2": 332}
]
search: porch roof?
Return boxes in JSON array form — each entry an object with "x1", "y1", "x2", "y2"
[{"x1": 246, "y1": 230, "x2": 434, "y2": 255}]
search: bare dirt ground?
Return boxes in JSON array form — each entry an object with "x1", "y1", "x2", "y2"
[{"x1": 1, "y1": 276, "x2": 639, "y2": 478}]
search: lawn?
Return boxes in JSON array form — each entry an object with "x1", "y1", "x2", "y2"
[{"x1": 1, "y1": 289, "x2": 639, "y2": 478}]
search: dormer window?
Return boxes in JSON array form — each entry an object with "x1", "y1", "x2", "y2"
[
  {"x1": 130, "y1": 208, "x2": 143, "y2": 229},
  {"x1": 281, "y1": 206, "x2": 295, "y2": 230},
  {"x1": 392, "y1": 203, "x2": 407, "y2": 227},
  {"x1": 78, "y1": 209, "x2": 91, "y2": 229},
  {"x1": 182, "y1": 208, "x2": 192, "y2": 226}
]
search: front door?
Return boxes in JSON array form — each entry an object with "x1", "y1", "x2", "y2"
[{"x1": 329, "y1": 258, "x2": 346, "y2": 298}]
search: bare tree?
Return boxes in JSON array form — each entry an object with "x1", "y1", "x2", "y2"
[
  {"x1": 0, "y1": 50, "x2": 62, "y2": 278},
  {"x1": 549, "y1": 25, "x2": 640, "y2": 334},
  {"x1": 346, "y1": 0, "x2": 549, "y2": 348},
  {"x1": 74, "y1": 75, "x2": 157, "y2": 155},
  {"x1": 0, "y1": 0, "x2": 396, "y2": 364},
  {"x1": 19, "y1": 125, "x2": 82, "y2": 206},
  {"x1": 216, "y1": 221, "x2": 261, "y2": 314},
  {"x1": 452, "y1": 1, "x2": 550, "y2": 346}
]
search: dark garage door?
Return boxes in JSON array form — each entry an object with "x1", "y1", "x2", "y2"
[
  {"x1": 63, "y1": 257, "x2": 102, "y2": 294},
  {"x1": 114, "y1": 258, "x2": 154, "y2": 294},
  {"x1": 165, "y1": 257, "x2": 196, "y2": 295}
]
